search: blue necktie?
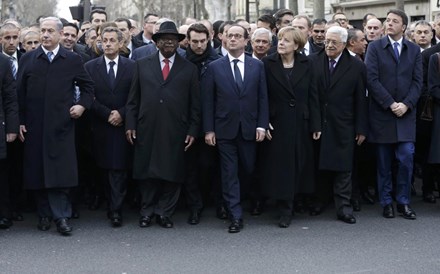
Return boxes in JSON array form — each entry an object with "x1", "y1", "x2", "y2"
[
  {"x1": 47, "y1": 51, "x2": 54, "y2": 62},
  {"x1": 329, "y1": 59, "x2": 336, "y2": 75},
  {"x1": 232, "y1": 59, "x2": 243, "y2": 91},
  {"x1": 108, "y1": 61, "x2": 116, "y2": 89},
  {"x1": 393, "y1": 42, "x2": 399, "y2": 60},
  {"x1": 10, "y1": 56, "x2": 17, "y2": 80}
]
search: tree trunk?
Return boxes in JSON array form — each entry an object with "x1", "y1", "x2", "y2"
[
  {"x1": 395, "y1": 0, "x2": 404, "y2": 11},
  {"x1": 313, "y1": 0, "x2": 324, "y2": 19},
  {"x1": 289, "y1": 0, "x2": 298, "y2": 15}
]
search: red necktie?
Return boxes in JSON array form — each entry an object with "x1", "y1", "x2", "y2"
[{"x1": 162, "y1": 59, "x2": 170, "y2": 80}]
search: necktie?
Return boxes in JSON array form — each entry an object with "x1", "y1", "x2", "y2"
[
  {"x1": 47, "y1": 51, "x2": 54, "y2": 62},
  {"x1": 10, "y1": 56, "x2": 17, "y2": 80},
  {"x1": 393, "y1": 42, "x2": 399, "y2": 60},
  {"x1": 162, "y1": 58, "x2": 170, "y2": 80},
  {"x1": 108, "y1": 61, "x2": 116, "y2": 89},
  {"x1": 232, "y1": 59, "x2": 243, "y2": 91},
  {"x1": 329, "y1": 59, "x2": 336, "y2": 75}
]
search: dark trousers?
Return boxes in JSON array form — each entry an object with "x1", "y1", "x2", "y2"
[
  {"x1": 139, "y1": 179, "x2": 181, "y2": 217},
  {"x1": 217, "y1": 134, "x2": 256, "y2": 220},
  {"x1": 376, "y1": 142, "x2": 414, "y2": 207},
  {"x1": 99, "y1": 168, "x2": 127, "y2": 213},
  {"x1": 0, "y1": 159, "x2": 10, "y2": 218},
  {"x1": 199, "y1": 143, "x2": 223, "y2": 208},
  {"x1": 318, "y1": 170, "x2": 353, "y2": 216},
  {"x1": 277, "y1": 200, "x2": 293, "y2": 216},
  {"x1": 33, "y1": 188, "x2": 71, "y2": 221},
  {"x1": 183, "y1": 140, "x2": 203, "y2": 211}
]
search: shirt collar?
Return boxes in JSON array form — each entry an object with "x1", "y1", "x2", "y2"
[
  {"x1": 388, "y1": 36, "x2": 403, "y2": 47},
  {"x1": 42, "y1": 44, "x2": 60, "y2": 57},
  {"x1": 159, "y1": 52, "x2": 176, "y2": 64},
  {"x1": 104, "y1": 55, "x2": 119, "y2": 66},
  {"x1": 228, "y1": 52, "x2": 245, "y2": 63},
  {"x1": 329, "y1": 52, "x2": 343, "y2": 63},
  {"x1": 3, "y1": 51, "x2": 17, "y2": 60}
]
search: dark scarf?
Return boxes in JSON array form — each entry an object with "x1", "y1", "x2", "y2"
[{"x1": 186, "y1": 42, "x2": 214, "y2": 72}]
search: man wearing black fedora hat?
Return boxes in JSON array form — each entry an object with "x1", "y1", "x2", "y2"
[{"x1": 126, "y1": 21, "x2": 201, "y2": 228}]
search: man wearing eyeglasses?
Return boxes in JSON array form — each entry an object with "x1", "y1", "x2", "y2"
[
  {"x1": 202, "y1": 24, "x2": 269, "y2": 233},
  {"x1": 309, "y1": 26, "x2": 368, "y2": 224}
]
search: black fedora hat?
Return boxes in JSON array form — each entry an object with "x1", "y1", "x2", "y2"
[{"x1": 152, "y1": 21, "x2": 186, "y2": 42}]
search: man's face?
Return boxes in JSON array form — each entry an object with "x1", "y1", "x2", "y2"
[
  {"x1": 226, "y1": 26, "x2": 248, "y2": 53},
  {"x1": 334, "y1": 14, "x2": 349, "y2": 29},
  {"x1": 80, "y1": 22, "x2": 91, "y2": 33},
  {"x1": 351, "y1": 30, "x2": 367, "y2": 55},
  {"x1": 189, "y1": 31, "x2": 208, "y2": 55},
  {"x1": 1, "y1": 28, "x2": 20, "y2": 55},
  {"x1": 311, "y1": 23, "x2": 326, "y2": 45},
  {"x1": 115, "y1": 21, "x2": 131, "y2": 45},
  {"x1": 102, "y1": 31, "x2": 122, "y2": 59},
  {"x1": 251, "y1": 32, "x2": 271, "y2": 57},
  {"x1": 277, "y1": 14, "x2": 294, "y2": 29},
  {"x1": 85, "y1": 30, "x2": 97, "y2": 48},
  {"x1": 365, "y1": 19, "x2": 383, "y2": 41},
  {"x1": 23, "y1": 33, "x2": 40, "y2": 52},
  {"x1": 40, "y1": 20, "x2": 62, "y2": 51},
  {"x1": 413, "y1": 24, "x2": 433, "y2": 49},
  {"x1": 291, "y1": 18, "x2": 310, "y2": 38},
  {"x1": 325, "y1": 32, "x2": 345, "y2": 59},
  {"x1": 156, "y1": 34, "x2": 179, "y2": 58},
  {"x1": 61, "y1": 26, "x2": 78, "y2": 50},
  {"x1": 179, "y1": 26, "x2": 189, "y2": 49},
  {"x1": 237, "y1": 21, "x2": 251, "y2": 34},
  {"x1": 91, "y1": 13, "x2": 106, "y2": 26},
  {"x1": 257, "y1": 20, "x2": 275, "y2": 35},
  {"x1": 434, "y1": 20, "x2": 440, "y2": 39},
  {"x1": 144, "y1": 15, "x2": 159, "y2": 36},
  {"x1": 385, "y1": 12, "x2": 406, "y2": 39}
]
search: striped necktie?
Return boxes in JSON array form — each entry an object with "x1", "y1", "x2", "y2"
[{"x1": 10, "y1": 56, "x2": 17, "y2": 79}]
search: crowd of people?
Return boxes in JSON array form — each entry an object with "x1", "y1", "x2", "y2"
[{"x1": 0, "y1": 7, "x2": 439, "y2": 236}]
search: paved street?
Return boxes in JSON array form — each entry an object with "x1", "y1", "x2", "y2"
[{"x1": 1, "y1": 192, "x2": 440, "y2": 274}]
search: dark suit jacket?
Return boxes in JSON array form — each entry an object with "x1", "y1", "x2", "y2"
[
  {"x1": 125, "y1": 52, "x2": 200, "y2": 183},
  {"x1": 201, "y1": 54, "x2": 269, "y2": 141},
  {"x1": 132, "y1": 43, "x2": 186, "y2": 60},
  {"x1": 85, "y1": 56, "x2": 134, "y2": 170},
  {"x1": 17, "y1": 45, "x2": 94, "y2": 189},
  {"x1": 310, "y1": 49, "x2": 368, "y2": 171},
  {"x1": 365, "y1": 36, "x2": 422, "y2": 143},
  {"x1": 73, "y1": 44, "x2": 91, "y2": 63},
  {"x1": 0, "y1": 54, "x2": 18, "y2": 159}
]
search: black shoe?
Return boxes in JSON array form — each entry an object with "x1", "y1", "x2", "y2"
[
  {"x1": 382, "y1": 204, "x2": 395, "y2": 218},
  {"x1": 187, "y1": 210, "x2": 201, "y2": 225},
  {"x1": 250, "y1": 201, "x2": 264, "y2": 216},
  {"x1": 351, "y1": 199, "x2": 361, "y2": 212},
  {"x1": 12, "y1": 212, "x2": 24, "y2": 222},
  {"x1": 156, "y1": 215, "x2": 173, "y2": 228},
  {"x1": 337, "y1": 214, "x2": 356, "y2": 224},
  {"x1": 397, "y1": 204, "x2": 416, "y2": 220},
  {"x1": 216, "y1": 206, "x2": 228, "y2": 220},
  {"x1": 309, "y1": 205, "x2": 323, "y2": 216},
  {"x1": 423, "y1": 193, "x2": 436, "y2": 204},
  {"x1": 56, "y1": 218, "x2": 72, "y2": 235},
  {"x1": 139, "y1": 216, "x2": 152, "y2": 228},
  {"x1": 37, "y1": 217, "x2": 52, "y2": 231},
  {"x1": 278, "y1": 215, "x2": 292, "y2": 228},
  {"x1": 0, "y1": 218, "x2": 12, "y2": 229},
  {"x1": 294, "y1": 200, "x2": 306, "y2": 214},
  {"x1": 109, "y1": 212, "x2": 122, "y2": 227},
  {"x1": 361, "y1": 191, "x2": 375, "y2": 204},
  {"x1": 228, "y1": 219, "x2": 243, "y2": 233}
]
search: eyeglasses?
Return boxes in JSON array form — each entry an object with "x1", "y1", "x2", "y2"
[
  {"x1": 313, "y1": 30, "x2": 326, "y2": 33},
  {"x1": 227, "y1": 33, "x2": 243, "y2": 39},
  {"x1": 323, "y1": 40, "x2": 344, "y2": 46}
]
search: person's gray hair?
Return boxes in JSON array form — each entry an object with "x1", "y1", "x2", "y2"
[
  {"x1": 326, "y1": 26, "x2": 348, "y2": 43},
  {"x1": 39, "y1": 16, "x2": 63, "y2": 31},
  {"x1": 251, "y1": 27, "x2": 272, "y2": 43}
]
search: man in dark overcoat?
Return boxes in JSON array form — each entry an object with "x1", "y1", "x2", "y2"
[
  {"x1": 125, "y1": 21, "x2": 200, "y2": 228},
  {"x1": 0, "y1": 53, "x2": 18, "y2": 229},
  {"x1": 17, "y1": 17, "x2": 94, "y2": 235},
  {"x1": 85, "y1": 27, "x2": 134, "y2": 227},
  {"x1": 310, "y1": 26, "x2": 368, "y2": 224}
]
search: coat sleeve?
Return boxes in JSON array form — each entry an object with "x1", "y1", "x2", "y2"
[
  {"x1": 74, "y1": 57, "x2": 95, "y2": 109},
  {"x1": 257, "y1": 61, "x2": 269, "y2": 129},
  {"x1": 2, "y1": 60, "x2": 18, "y2": 134},
  {"x1": 365, "y1": 43, "x2": 395, "y2": 110},
  {"x1": 355, "y1": 63, "x2": 369, "y2": 136},
  {"x1": 309, "y1": 59, "x2": 321, "y2": 132},
  {"x1": 402, "y1": 50, "x2": 422, "y2": 110},
  {"x1": 17, "y1": 54, "x2": 28, "y2": 125},
  {"x1": 201, "y1": 63, "x2": 215, "y2": 133},
  {"x1": 125, "y1": 61, "x2": 141, "y2": 131},
  {"x1": 428, "y1": 53, "x2": 440, "y2": 102},
  {"x1": 187, "y1": 65, "x2": 201, "y2": 137}
]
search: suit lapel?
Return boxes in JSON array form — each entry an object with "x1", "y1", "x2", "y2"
[
  {"x1": 114, "y1": 57, "x2": 127, "y2": 90},
  {"x1": 221, "y1": 57, "x2": 240, "y2": 95},
  {"x1": 165, "y1": 54, "x2": 184, "y2": 84},
  {"x1": 290, "y1": 54, "x2": 308, "y2": 91},
  {"x1": 97, "y1": 56, "x2": 113, "y2": 91},
  {"x1": 329, "y1": 51, "x2": 351, "y2": 89},
  {"x1": 266, "y1": 54, "x2": 292, "y2": 96}
]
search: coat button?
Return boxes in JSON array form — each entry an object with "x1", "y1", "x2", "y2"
[
  {"x1": 159, "y1": 99, "x2": 163, "y2": 103},
  {"x1": 289, "y1": 99, "x2": 295, "y2": 107}
]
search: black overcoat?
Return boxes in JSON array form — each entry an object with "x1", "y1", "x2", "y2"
[
  {"x1": 125, "y1": 52, "x2": 200, "y2": 183},
  {"x1": 309, "y1": 49, "x2": 369, "y2": 172},
  {"x1": 85, "y1": 56, "x2": 134, "y2": 169},
  {"x1": 428, "y1": 53, "x2": 440, "y2": 163},
  {"x1": 17, "y1": 46, "x2": 94, "y2": 189},
  {"x1": 259, "y1": 53, "x2": 318, "y2": 199}
]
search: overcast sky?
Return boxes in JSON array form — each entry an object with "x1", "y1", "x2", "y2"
[{"x1": 56, "y1": 0, "x2": 79, "y2": 21}]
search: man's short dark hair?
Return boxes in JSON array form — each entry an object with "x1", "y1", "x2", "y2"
[
  {"x1": 115, "y1": 18, "x2": 133, "y2": 29},
  {"x1": 273, "y1": 9, "x2": 294, "y2": 25},
  {"x1": 229, "y1": 24, "x2": 249, "y2": 39},
  {"x1": 90, "y1": 9, "x2": 107, "y2": 22},
  {"x1": 101, "y1": 27, "x2": 123, "y2": 42},
  {"x1": 187, "y1": 23, "x2": 209, "y2": 40},
  {"x1": 362, "y1": 13, "x2": 376, "y2": 25},
  {"x1": 143, "y1": 13, "x2": 159, "y2": 23},
  {"x1": 312, "y1": 18, "x2": 327, "y2": 26},
  {"x1": 219, "y1": 20, "x2": 234, "y2": 34},
  {"x1": 63, "y1": 22, "x2": 79, "y2": 35},
  {"x1": 387, "y1": 9, "x2": 408, "y2": 29},
  {"x1": 347, "y1": 28, "x2": 362, "y2": 42},
  {"x1": 257, "y1": 14, "x2": 276, "y2": 30}
]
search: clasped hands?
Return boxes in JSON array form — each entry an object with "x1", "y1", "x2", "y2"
[
  {"x1": 108, "y1": 110, "x2": 123, "y2": 127},
  {"x1": 390, "y1": 102, "x2": 408, "y2": 118}
]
